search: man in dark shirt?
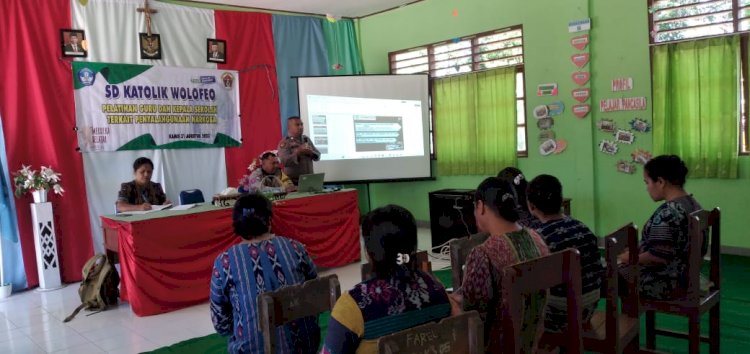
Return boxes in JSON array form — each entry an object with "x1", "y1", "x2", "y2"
[{"x1": 277, "y1": 116, "x2": 320, "y2": 185}]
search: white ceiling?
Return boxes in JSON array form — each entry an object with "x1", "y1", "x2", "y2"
[{"x1": 183, "y1": 0, "x2": 422, "y2": 18}]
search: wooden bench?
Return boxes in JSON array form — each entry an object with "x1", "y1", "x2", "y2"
[
  {"x1": 543, "y1": 223, "x2": 641, "y2": 353},
  {"x1": 377, "y1": 311, "x2": 484, "y2": 354},
  {"x1": 642, "y1": 208, "x2": 721, "y2": 354},
  {"x1": 502, "y1": 249, "x2": 584, "y2": 354},
  {"x1": 258, "y1": 274, "x2": 341, "y2": 353}
]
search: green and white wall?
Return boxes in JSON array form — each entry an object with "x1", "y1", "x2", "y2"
[{"x1": 355, "y1": 0, "x2": 750, "y2": 249}]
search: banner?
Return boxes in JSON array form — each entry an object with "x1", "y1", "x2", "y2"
[{"x1": 73, "y1": 62, "x2": 241, "y2": 152}]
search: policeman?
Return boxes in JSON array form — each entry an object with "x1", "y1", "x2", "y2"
[{"x1": 277, "y1": 116, "x2": 320, "y2": 185}]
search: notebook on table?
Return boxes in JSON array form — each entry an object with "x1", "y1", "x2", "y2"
[{"x1": 296, "y1": 173, "x2": 325, "y2": 193}]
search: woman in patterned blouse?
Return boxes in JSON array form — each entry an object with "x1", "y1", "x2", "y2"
[
  {"x1": 210, "y1": 193, "x2": 319, "y2": 353},
  {"x1": 116, "y1": 157, "x2": 171, "y2": 212},
  {"x1": 453, "y1": 176, "x2": 550, "y2": 354},
  {"x1": 320, "y1": 205, "x2": 451, "y2": 354},
  {"x1": 619, "y1": 155, "x2": 702, "y2": 300}
]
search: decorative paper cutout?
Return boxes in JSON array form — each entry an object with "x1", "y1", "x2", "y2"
[
  {"x1": 597, "y1": 119, "x2": 616, "y2": 133},
  {"x1": 572, "y1": 88, "x2": 590, "y2": 103},
  {"x1": 571, "y1": 35, "x2": 590, "y2": 50},
  {"x1": 572, "y1": 72, "x2": 590, "y2": 86},
  {"x1": 547, "y1": 101, "x2": 565, "y2": 116},
  {"x1": 540, "y1": 139, "x2": 557, "y2": 156},
  {"x1": 612, "y1": 77, "x2": 633, "y2": 92},
  {"x1": 537, "y1": 83, "x2": 558, "y2": 96},
  {"x1": 616, "y1": 160, "x2": 637, "y2": 174},
  {"x1": 554, "y1": 139, "x2": 568, "y2": 154},
  {"x1": 599, "y1": 140, "x2": 618, "y2": 155},
  {"x1": 600, "y1": 97, "x2": 647, "y2": 112},
  {"x1": 568, "y1": 18, "x2": 591, "y2": 33},
  {"x1": 537, "y1": 117, "x2": 554, "y2": 130},
  {"x1": 615, "y1": 129, "x2": 635, "y2": 144},
  {"x1": 572, "y1": 104, "x2": 591, "y2": 118},
  {"x1": 533, "y1": 105, "x2": 549, "y2": 119},
  {"x1": 571, "y1": 53, "x2": 590, "y2": 68},
  {"x1": 630, "y1": 118, "x2": 651, "y2": 133},
  {"x1": 539, "y1": 130, "x2": 556, "y2": 142},
  {"x1": 631, "y1": 149, "x2": 653, "y2": 164}
]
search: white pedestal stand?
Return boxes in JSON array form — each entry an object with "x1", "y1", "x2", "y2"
[{"x1": 30, "y1": 202, "x2": 63, "y2": 291}]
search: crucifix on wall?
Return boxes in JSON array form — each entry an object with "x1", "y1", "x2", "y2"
[{"x1": 137, "y1": 0, "x2": 158, "y2": 36}]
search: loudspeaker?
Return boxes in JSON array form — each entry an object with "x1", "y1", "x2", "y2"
[{"x1": 428, "y1": 189, "x2": 478, "y2": 248}]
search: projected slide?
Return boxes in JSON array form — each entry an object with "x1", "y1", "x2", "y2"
[{"x1": 306, "y1": 95, "x2": 424, "y2": 161}]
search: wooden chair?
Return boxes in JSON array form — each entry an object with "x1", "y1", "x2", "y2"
[
  {"x1": 449, "y1": 233, "x2": 489, "y2": 291},
  {"x1": 502, "y1": 249, "x2": 584, "y2": 354},
  {"x1": 544, "y1": 223, "x2": 640, "y2": 353},
  {"x1": 258, "y1": 274, "x2": 341, "y2": 353},
  {"x1": 361, "y1": 250, "x2": 431, "y2": 281},
  {"x1": 377, "y1": 310, "x2": 484, "y2": 354},
  {"x1": 642, "y1": 208, "x2": 721, "y2": 354}
]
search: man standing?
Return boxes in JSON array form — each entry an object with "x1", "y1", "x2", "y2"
[
  {"x1": 278, "y1": 116, "x2": 320, "y2": 185},
  {"x1": 64, "y1": 33, "x2": 83, "y2": 54}
]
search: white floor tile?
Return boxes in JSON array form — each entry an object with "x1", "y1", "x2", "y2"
[
  {"x1": 51, "y1": 342, "x2": 105, "y2": 354},
  {"x1": 0, "y1": 334, "x2": 46, "y2": 354},
  {"x1": 32, "y1": 332, "x2": 90, "y2": 353}
]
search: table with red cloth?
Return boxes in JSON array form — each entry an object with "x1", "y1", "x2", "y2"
[{"x1": 100, "y1": 189, "x2": 360, "y2": 316}]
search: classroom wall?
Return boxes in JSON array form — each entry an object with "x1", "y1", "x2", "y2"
[{"x1": 358, "y1": 0, "x2": 750, "y2": 249}]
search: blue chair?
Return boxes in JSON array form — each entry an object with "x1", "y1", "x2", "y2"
[{"x1": 179, "y1": 189, "x2": 205, "y2": 205}]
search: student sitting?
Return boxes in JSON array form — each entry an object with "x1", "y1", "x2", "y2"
[
  {"x1": 497, "y1": 167, "x2": 540, "y2": 228},
  {"x1": 619, "y1": 155, "x2": 703, "y2": 300},
  {"x1": 452, "y1": 177, "x2": 550, "y2": 353},
  {"x1": 321, "y1": 205, "x2": 451, "y2": 354},
  {"x1": 210, "y1": 193, "x2": 319, "y2": 353},
  {"x1": 526, "y1": 174, "x2": 603, "y2": 332}
]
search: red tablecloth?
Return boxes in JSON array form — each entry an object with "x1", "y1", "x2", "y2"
[{"x1": 101, "y1": 190, "x2": 360, "y2": 316}]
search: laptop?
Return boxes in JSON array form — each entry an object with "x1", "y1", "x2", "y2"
[{"x1": 296, "y1": 173, "x2": 325, "y2": 193}]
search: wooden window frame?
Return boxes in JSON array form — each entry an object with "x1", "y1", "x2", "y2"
[{"x1": 388, "y1": 25, "x2": 528, "y2": 159}]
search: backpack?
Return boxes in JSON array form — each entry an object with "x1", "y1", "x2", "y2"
[{"x1": 63, "y1": 254, "x2": 120, "y2": 322}]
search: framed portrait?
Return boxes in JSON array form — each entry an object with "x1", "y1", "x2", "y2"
[
  {"x1": 60, "y1": 29, "x2": 87, "y2": 58},
  {"x1": 140, "y1": 33, "x2": 162, "y2": 60},
  {"x1": 207, "y1": 39, "x2": 226, "y2": 63}
]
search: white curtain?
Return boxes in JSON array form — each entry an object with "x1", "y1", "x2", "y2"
[{"x1": 72, "y1": 0, "x2": 228, "y2": 254}]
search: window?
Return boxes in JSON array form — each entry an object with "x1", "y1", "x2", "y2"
[
  {"x1": 389, "y1": 26, "x2": 527, "y2": 157},
  {"x1": 650, "y1": 0, "x2": 750, "y2": 153}
]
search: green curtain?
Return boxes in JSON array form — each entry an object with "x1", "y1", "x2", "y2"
[
  {"x1": 434, "y1": 67, "x2": 517, "y2": 175},
  {"x1": 652, "y1": 35, "x2": 740, "y2": 179},
  {"x1": 322, "y1": 19, "x2": 364, "y2": 75}
]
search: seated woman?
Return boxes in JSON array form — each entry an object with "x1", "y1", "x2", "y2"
[
  {"x1": 321, "y1": 205, "x2": 451, "y2": 354},
  {"x1": 238, "y1": 151, "x2": 295, "y2": 194},
  {"x1": 116, "y1": 157, "x2": 171, "y2": 212},
  {"x1": 210, "y1": 193, "x2": 319, "y2": 353},
  {"x1": 619, "y1": 155, "x2": 702, "y2": 300},
  {"x1": 454, "y1": 177, "x2": 549, "y2": 353},
  {"x1": 526, "y1": 174, "x2": 602, "y2": 332},
  {"x1": 497, "y1": 167, "x2": 540, "y2": 228}
]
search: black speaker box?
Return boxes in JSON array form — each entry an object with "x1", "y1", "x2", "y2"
[{"x1": 428, "y1": 189, "x2": 478, "y2": 248}]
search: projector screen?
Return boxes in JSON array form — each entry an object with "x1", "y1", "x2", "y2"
[{"x1": 297, "y1": 75, "x2": 432, "y2": 183}]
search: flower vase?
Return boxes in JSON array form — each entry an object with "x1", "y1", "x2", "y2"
[{"x1": 32, "y1": 189, "x2": 48, "y2": 203}]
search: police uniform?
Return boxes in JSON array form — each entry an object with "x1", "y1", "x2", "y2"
[{"x1": 277, "y1": 135, "x2": 320, "y2": 184}]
